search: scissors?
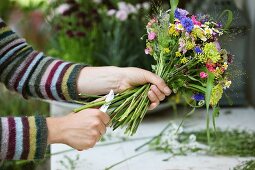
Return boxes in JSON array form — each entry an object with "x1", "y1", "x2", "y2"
[{"x1": 99, "y1": 90, "x2": 114, "y2": 113}]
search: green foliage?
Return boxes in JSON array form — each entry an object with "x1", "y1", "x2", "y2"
[
  {"x1": 0, "y1": 85, "x2": 49, "y2": 117},
  {"x1": 0, "y1": 0, "x2": 16, "y2": 20},
  {"x1": 233, "y1": 160, "x2": 255, "y2": 170},
  {"x1": 46, "y1": 0, "x2": 153, "y2": 69},
  {"x1": 181, "y1": 129, "x2": 255, "y2": 157}
]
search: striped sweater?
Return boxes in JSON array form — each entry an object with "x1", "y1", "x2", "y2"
[{"x1": 0, "y1": 18, "x2": 84, "y2": 160}]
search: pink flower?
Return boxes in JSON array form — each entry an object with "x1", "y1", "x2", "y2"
[
  {"x1": 200, "y1": 72, "x2": 208, "y2": 78},
  {"x1": 206, "y1": 63, "x2": 215, "y2": 72},
  {"x1": 148, "y1": 32, "x2": 156, "y2": 40},
  {"x1": 191, "y1": 15, "x2": 201, "y2": 26},
  {"x1": 144, "y1": 47, "x2": 152, "y2": 55},
  {"x1": 147, "y1": 18, "x2": 157, "y2": 28},
  {"x1": 116, "y1": 10, "x2": 128, "y2": 21}
]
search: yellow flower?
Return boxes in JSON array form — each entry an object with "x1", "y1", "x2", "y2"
[
  {"x1": 181, "y1": 57, "x2": 189, "y2": 64},
  {"x1": 186, "y1": 41, "x2": 195, "y2": 50},
  {"x1": 175, "y1": 51, "x2": 182, "y2": 57},
  {"x1": 168, "y1": 24, "x2": 180, "y2": 36},
  {"x1": 192, "y1": 27, "x2": 207, "y2": 41},
  {"x1": 210, "y1": 84, "x2": 223, "y2": 106},
  {"x1": 203, "y1": 43, "x2": 221, "y2": 63},
  {"x1": 163, "y1": 48, "x2": 170, "y2": 54},
  {"x1": 195, "y1": 54, "x2": 206, "y2": 63}
]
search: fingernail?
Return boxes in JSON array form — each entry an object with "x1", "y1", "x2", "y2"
[{"x1": 164, "y1": 87, "x2": 171, "y2": 95}]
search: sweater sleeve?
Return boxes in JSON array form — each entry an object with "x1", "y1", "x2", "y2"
[
  {"x1": 0, "y1": 116, "x2": 48, "y2": 160},
  {"x1": 0, "y1": 18, "x2": 85, "y2": 101},
  {"x1": 0, "y1": 18, "x2": 86, "y2": 160}
]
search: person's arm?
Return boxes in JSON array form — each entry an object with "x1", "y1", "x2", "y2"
[
  {"x1": 0, "y1": 116, "x2": 47, "y2": 160},
  {"x1": 0, "y1": 18, "x2": 84, "y2": 101},
  {"x1": 0, "y1": 18, "x2": 85, "y2": 160}
]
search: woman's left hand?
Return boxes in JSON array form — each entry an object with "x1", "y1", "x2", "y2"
[{"x1": 77, "y1": 66, "x2": 172, "y2": 110}]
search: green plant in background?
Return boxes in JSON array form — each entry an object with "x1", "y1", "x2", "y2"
[
  {"x1": 47, "y1": 0, "x2": 101, "y2": 65},
  {"x1": 0, "y1": 0, "x2": 16, "y2": 20},
  {"x1": 233, "y1": 160, "x2": 255, "y2": 170},
  {"x1": 0, "y1": 85, "x2": 49, "y2": 117},
  {"x1": 46, "y1": 0, "x2": 153, "y2": 69},
  {"x1": 95, "y1": 1, "x2": 153, "y2": 68}
]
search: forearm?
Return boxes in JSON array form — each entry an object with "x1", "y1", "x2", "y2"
[
  {"x1": 0, "y1": 18, "x2": 84, "y2": 101},
  {"x1": 0, "y1": 116, "x2": 48, "y2": 160}
]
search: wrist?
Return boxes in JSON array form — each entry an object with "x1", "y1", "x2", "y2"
[
  {"x1": 77, "y1": 66, "x2": 124, "y2": 95},
  {"x1": 46, "y1": 117, "x2": 65, "y2": 144}
]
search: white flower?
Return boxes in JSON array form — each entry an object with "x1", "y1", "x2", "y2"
[
  {"x1": 136, "y1": 4, "x2": 142, "y2": 10},
  {"x1": 127, "y1": 4, "x2": 137, "y2": 14},
  {"x1": 107, "y1": 9, "x2": 116, "y2": 16},
  {"x1": 175, "y1": 23, "x2": 184, "y2": 30},
  {"x1": 118, "y1": 2, "x2": 130, "y2": 12},
  {"x1": 142, "y1": 2, "x2": 150, "y2": 10},
  {"x1": 189, "y1": 134, "x2": 196, "y2": 143},
  {"x1": 55, "y1": 4, "x2": 70, "y2": 14},
  {"x1": 116, "y1": 10, "x2": 128, "y2": 21}
]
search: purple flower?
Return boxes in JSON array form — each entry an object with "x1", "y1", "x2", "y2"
[
  {"x1": 194, "y1": 46, "x2": 203, "y2": 54},
  {"x1": 192, "y1": 93, "x2": 205, "y2": 101},
  {"x1": 174, "y1": 8, "x2": 189, "y2": 20},
  {"x1": 180, "y1": 17, "x2": 194, "y2": 33}
]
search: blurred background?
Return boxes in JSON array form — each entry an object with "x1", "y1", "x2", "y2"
[{"x1": 0, "y1": 0, "x2": 254, "y2": 169}]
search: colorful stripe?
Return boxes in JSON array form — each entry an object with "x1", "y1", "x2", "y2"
[
  {"x1": 51, "y1": 62, "x2": 69, "y2": 100},
  {"x1": 13, "y1": 117, "x2": 23, "y2": 160},
  {"x1": 27, "y1": 117, "x2": 36, "y2": 160},
  {"x1": 21, "y1": 117, "x2": 30, "y2": 159},
  {"x1": 17, "y1": 52, "x2": 44, "y2": 95},
  {"x1": 0, "y1": 116, "x2": 47, "y2": 160},
  {"x1": 0, "y1": 118, "x2": 9, "y2": 159}
]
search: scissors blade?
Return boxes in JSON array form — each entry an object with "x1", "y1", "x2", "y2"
[{"x1": 99, "y1": 90, "x2": 114, "y2": 113}]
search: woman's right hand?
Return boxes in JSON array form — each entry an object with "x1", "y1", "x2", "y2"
[{"x1": 46, "y1": 109, "x2": 110, "y2": 151}]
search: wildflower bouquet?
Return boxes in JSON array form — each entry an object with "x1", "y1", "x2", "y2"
[{"x1": 74, "y1": 0, "x2": 233, "y2": 138}]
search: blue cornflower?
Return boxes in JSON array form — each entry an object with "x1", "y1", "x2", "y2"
[
  {"x1": 194, "y1": 46, "x2": 203, "y2": 54},
  {"x1": 174, "y1": 8, "x2": 189, "y2": 20},
  {"x1": 180, "y1": 17, "x2": 194, "y2": 33},
  {"x1": 192, "y1": 93, "x2": 205, "y2": 101}
]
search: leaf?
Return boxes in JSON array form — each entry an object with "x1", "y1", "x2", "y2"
[
  {"x1": 218, "y1": 9, "x2": 233, "y2": 30},
  {"x1": 212, "y1": 106, "x2": 220, "y2": 134},
  {"x1": 205, "y1": 72, "x2": 215, "y2": 143},
  {"x1": 170, "y1": 0, "x2": 179, "y2": 24},
  {"x1": 188, "y1": 84, "x2": 206, "y2": 93},
  {"x1": 187, "y1": 76, "x2": 205, "y2": 86}
]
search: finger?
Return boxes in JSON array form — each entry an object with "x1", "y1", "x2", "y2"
[
  {"x1": 144, "y1": 71, "x2": 171, "y2": 96},
  {"x1": 150, "y1": 85, "x2": 165, "y2": 101},
  {"x1": 149, "y1": 103, "x2": 158, "y2": 110},
  {"x1": 98, "y1": 120, "x2": 107, "y2": 135},
  {"x1": 96, "y1": 111, "x2": 110, "y2": 125},
  {"x1": 148, "y1": 90, "x2": 160, "y2": 105}
]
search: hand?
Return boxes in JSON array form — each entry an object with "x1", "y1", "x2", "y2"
[
  {"x1": 77, "y1": 66, "x2": 172, "y2": 110},
  {"x1": 46, "y1": 109, "x2": 110, "y2": 150}
]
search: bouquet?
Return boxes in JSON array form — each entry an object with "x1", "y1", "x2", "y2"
[{"x1": 74, "y1": 0, "x2": 233, "y2": 138}]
